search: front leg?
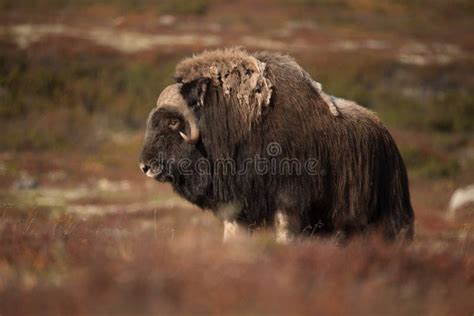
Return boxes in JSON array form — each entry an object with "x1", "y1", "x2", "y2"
[
  {"x1": 223, "y1": 220, "x2": 244, "y2": 242},
  {"x1": 215, "y1": 202, "x2": 245, "y2": 242}
]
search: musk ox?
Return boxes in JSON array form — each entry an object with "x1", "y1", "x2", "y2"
[{"x1": 139, "y1": 48, "x2": 414, "y2": 242}]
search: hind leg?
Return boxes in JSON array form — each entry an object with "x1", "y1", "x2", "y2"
[{"x1": 274, "y1": 209, "x2": 300, "y2": 244}]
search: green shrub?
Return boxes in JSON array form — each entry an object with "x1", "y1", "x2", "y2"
[
  {"x1": 427, "y1": 91, "x2": 474, "y2": 132},
  {"x1": 400, "y1": 146, "x2": 460, "y2": 179},
  {"x1": 158, "y1": 0, "x2": 209, "y2": 15}
]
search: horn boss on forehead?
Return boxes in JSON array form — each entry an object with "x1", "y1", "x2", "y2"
[{"x1": 156, "y1": 84, "x2": 200, "y2": 144}]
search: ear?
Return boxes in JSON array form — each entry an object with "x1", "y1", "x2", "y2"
[
  {"x1": 196, "y1": 77, "x2": 209, "y2": 108},
  {"x1": 180, "y1": 77, "x2": 210, "y2": 110}
]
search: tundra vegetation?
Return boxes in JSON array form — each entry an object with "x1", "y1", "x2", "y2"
[{"x1": 0, "y1": 0, "x2": 473, "y2": 315}]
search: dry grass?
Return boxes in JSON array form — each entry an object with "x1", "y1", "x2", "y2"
[{"x1": 0, "y1": 206, "x2": 473, "y2": 316}]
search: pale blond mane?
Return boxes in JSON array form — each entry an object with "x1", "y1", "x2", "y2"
[{"x1": 175, "y1": 48, "x2": 273, "y2": 129}]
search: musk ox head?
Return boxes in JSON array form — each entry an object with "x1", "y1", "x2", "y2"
[
  {"x1": 139, "y1": 83, "x2": 204, "y2": 181},
  {"x1": 139, "y1": 48, "x2": 275, "y2": 182},
  {"x1": 139, "y1": 80, "x2": 216, "y2": 207}
]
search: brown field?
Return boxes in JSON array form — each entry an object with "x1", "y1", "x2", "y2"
[{"x1": 0, "y1": 1, "x2": 473, "y2": 315}]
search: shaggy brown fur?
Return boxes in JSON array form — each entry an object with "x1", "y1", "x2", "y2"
[{"x1": 140, "y1": 48, "x2": 414, "y2": 241}]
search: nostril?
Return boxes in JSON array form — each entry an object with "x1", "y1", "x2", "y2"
[{"x1": 140, "y1": 163, "x2": 150, "y2": 174}]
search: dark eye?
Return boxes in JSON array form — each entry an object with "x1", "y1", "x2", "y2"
[{"x1": 168, "y1": 118, "x2": 180, "y2": 130}]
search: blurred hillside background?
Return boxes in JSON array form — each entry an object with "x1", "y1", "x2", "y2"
[
  {"x1": 1, "y1": 1, "x2": 473, "y2": 175},
  {"x1": 0, "y1": 1, "x2": 473, "y2": 315}
]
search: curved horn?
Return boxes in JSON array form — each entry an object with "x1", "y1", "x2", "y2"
[{"x1": 156, "y1": 84, "x2": 200, "y2": 145}]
